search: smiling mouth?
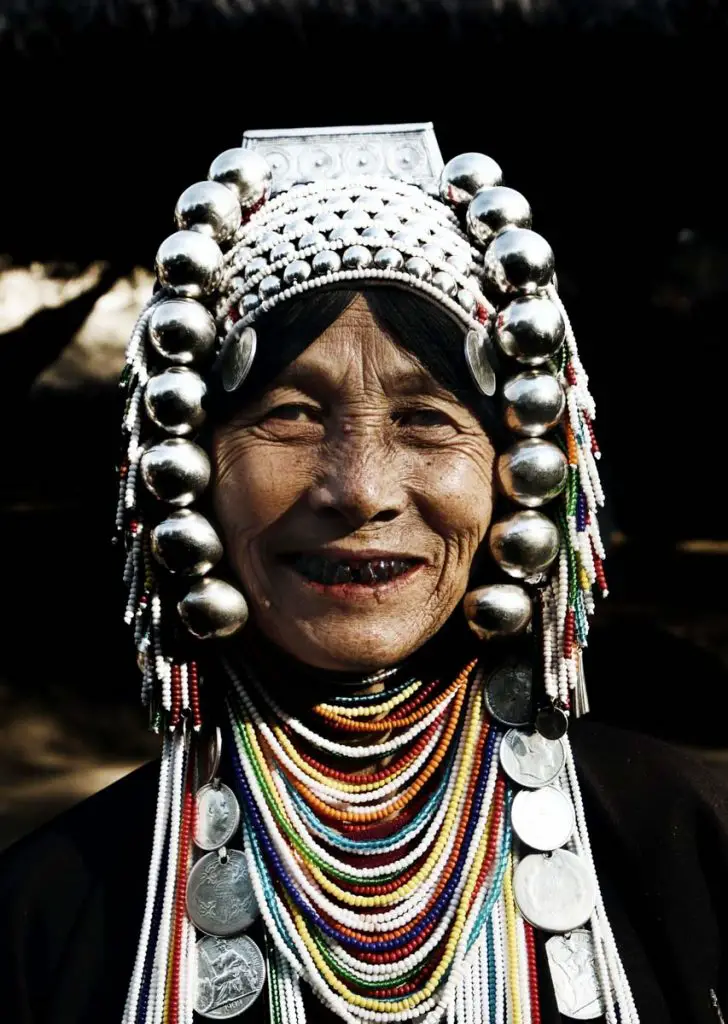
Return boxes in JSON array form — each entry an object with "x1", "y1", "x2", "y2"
[{"x1": 285, "y1": 554, "x2": 422, "y2": 586}]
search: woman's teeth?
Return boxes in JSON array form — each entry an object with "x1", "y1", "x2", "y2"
[{"x1": 292, "y1": 555, "x2": 416, "y2": 585}]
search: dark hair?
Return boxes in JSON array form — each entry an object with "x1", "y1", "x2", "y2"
[{"x1": 209, "y1": 287, "x2": 507, "y2": 447}]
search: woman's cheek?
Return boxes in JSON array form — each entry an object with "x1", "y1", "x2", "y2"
[{"x1": 418, "y1": 450, "x2": 494, "y2": 543}]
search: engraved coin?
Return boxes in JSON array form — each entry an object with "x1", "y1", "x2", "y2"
[
  {"x1": 499, "y1": 728, "x2": 565, "y2": 788},
  {"x1": 194, "y1": 933, "x2": 266, "y2": 1019},
  {"x1": 484, "y1": 662, "x2": 533, "y2": 728},
  {"x1": 511, "y1": 786, "x2": 575, "y2": 851},
  {"x1": 187, "y1": 850, "x2": 259, "y2": 936},
  {"x1": 513, "y1": 849, "x2": 596, "y2": 933},
  {"x1": 195, "y1": 783, "x2": 241, "y2": 851},
  {"x1": 535, "y1": 703, "x2": 569, "y2": 740},
  {"x1": 546, "y1": 929, "x2": 606, "y2": 1019}
]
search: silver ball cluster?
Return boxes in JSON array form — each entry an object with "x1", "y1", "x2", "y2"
[
  {"x1": 140, "y1": 149, "x2": 276, "y2": 640},
  {"x1": 440, "y1": 153, "x2": 568, "y2": 638}
]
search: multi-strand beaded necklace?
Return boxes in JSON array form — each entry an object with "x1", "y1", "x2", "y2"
[{"x1": 123, "y1": 657, "x2": 639, "y2": 1024}]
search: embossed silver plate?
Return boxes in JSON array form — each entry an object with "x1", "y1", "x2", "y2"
[
  {"x1": 546, "y1": 929, "x2": 606, "y2": 1019},
  {"x1": 187, "y1": 850, "x2": 259, "y2": 936},
  {"x1": 511, "y1": 786, "x2": 575, "y2": 851},
  {"x1": 499, "y1": 728, "x2": 565, "y2": 788},
  {"x1": 242, "y1": 123, "x2": 444, "y2": 193},
  {"x1": 195, "y1": 783, "x2": 241, "y2": 852},
  {"x1": 513, "y1": 849, "x2": 596, "y2": 934},
  {"x1": 195, "y1": 933, "x2": 266, "y2": 1019}
]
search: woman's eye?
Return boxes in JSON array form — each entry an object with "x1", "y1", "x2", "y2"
[
  {"x1": 396, "y1": 408, "x2": 454, "y2": 429},
  {"x1": 264, "y1": 403, "x2": 321, "y2": 423}
]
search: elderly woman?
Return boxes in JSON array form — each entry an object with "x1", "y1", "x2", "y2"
[{"x1": 1, "y1": 125, "x2": 727, "y2": 1024}]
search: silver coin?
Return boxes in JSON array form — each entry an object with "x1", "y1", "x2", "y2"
[
  {"x1": 195, "y1": 783, "x2": 241, "y2": 851},
  {"x1": 194, "y1": 933, "x2": 266, "y2": 1019},
  {"x1": 484, "y1": 661, "x2": 533, "y2": 728},
  {"x1": 187, "y1": 850, "x2": 259, "y2": 936},
  {"x1": 513, "y1": 848, "x2": 596, "y2": 933},
  {"x1": 545, "y1": 929, "x2": 606, "y2": 1019},
  {"x1": 499, "y1": 728, "x2": 565, "y2": 788},
  {"x1": 511, "y1": 786, "x2": 575, "y2": 851}
]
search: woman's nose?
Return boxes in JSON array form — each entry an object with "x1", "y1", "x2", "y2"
[{"x1": 308, "y1": 435, "x2": 408, "y2": 529}]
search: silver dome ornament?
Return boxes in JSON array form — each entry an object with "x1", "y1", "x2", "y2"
[
  {"x1": 374, "y1": 247, "x2": 404, "y2": 271},
  {"x1": 218, "y1": 323, "x2": 257, "y2": 393},
  {"x1": 148, "y1": 299, "x2": 217, "y2": 366},
  {"x1": 457, "y1": 289, "x2": 477, "y2": 315},
  {"x1": 144, "y1": 367, "x2": 207, "y2": 437},
  {"x1": 373, "y1": 210, "x2": 402, "y2": 232},
  {"x1": 208, "y1": 149, "x2": 272, "y2": 211},
  {"x1": 312, "y1": 250, "x2": 342, "y2": 276},
  {"x1": 495, "y1": 295, "x2": 565, "y2": 366},
  {"x1": 155, "y1": 231, "x2": 224, "y2": 299},
  {"x1": 483, "y1": 228, "x2": 555, "y2": 294},
  {"x1": 463, "y1": 584, "x2": 532, "y2": 640},
  {"x1": 259, "y1": 275, "x2": 282, "y2": 300},
  {"x1": 497, "y1": 439, "x2": 569, "y2": 508},
  {"x1": 343, "y1": 246, "x2": 373, "y2": 270},
  {"x1": 440, "y1": 153, "x2": 504, "y2": 206},
  {"x1": 342, "y1": 208, "x2": 372, "y2": 229},
  {"x1": 361, "y1": 225, "x2": 390, "y2": 247},
  {"x1": 405, "y1": 256, "x2": 432, "y2": 281},
  {"x1": 421, "y1": 243, "x2": 444, "y2": 264},
  {"x1": 240, "y1": 293, "x2": 261, "y2": 315},
  {"x1": 312, "y1": 211, "x2": 341, "y2": 233},
  {"x1": 270, "y1": 241, "x2": 297, "y2": 262},
  {"x1": 466, "y1": 187, "x2": 532, "y2": 246},
  {"x1": 152, "y1": 510, "x2": 224, "y2": 577},
  {"x1": 298, "y1": 231, "x2": 326, "y2": 250},
  {"x1": 178, "y1": 578, "x2": 249, "y2": 640},
  {"x1": 244, "y1": 257, "x2": 269, "y2": 279},
  {"x1": 464, "y1": 328, "x2": 496, "y2": 397},
  {"x1": 503, "y1": 371, "x2": 565, "y2": 437},
  {"x1": 140, "y1": 439, "x2": 211, "y2": 507},
  {"x1": 282, "y1": 260, "x2": 312, "y2": 285},
  {"x1": 392, "y1": 228, "x2": 420, "y2": 249},
  {"x1": 489, "y1": 510, "x2": 561, "y2": 580},
  {"x1": 431, "y1": 270, "x2": 457, "y2": 297},
  {"x1": 174, "y1": 181, "x2": 241, "y2": 245}
]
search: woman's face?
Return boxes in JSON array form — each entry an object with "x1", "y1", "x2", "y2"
[{"x1": 213, "y1": 295, "x2": 495, "y2": 671}]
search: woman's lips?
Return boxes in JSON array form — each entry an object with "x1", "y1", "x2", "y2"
[{"x1": 279, "y1": 552, "x2": 426, "y2": 599}]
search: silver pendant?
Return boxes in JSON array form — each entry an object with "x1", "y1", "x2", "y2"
[
  {"x1": 545, "y1": 929, "x2": 606, "y2": 1019},
  {"x1": 195, "y1": 933, "x2": 266, "y2": 1019},
  {"x1": 499, "y1": 728, "x2": 565, "y2": 788},
  {"x1": 484, "y1": 661, "x2": 533, "y2": 728},
  {"x1": 464, "y1": 328, "x2": 496, "y2": 397},
  {"x1": 513, "y1": 849, "x2": 596, "y2": 933},
  {"x1": 187, "y1": 849, "x2": 259, "y2": 936},
  {"x1": 511, "y1": 786, "x2": 575, "y2": 851},
  {"x1": 195, "y1": 783, "x2": 241, "y2": 851},
  {"x1": 219, "y1": 323, "x2": 257, "y2": 393}
]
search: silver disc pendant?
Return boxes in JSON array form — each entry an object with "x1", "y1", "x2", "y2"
[
  {"x1": 187, "y1": 849, "x2": 259, "y2": 936},
  {"x1": 195, "y1": 783, "x2": 241, "y2": 851},
  {"x1": 219, "y1": 323, "x2": 257, "y2": 393},
  {"x1": 513, "y1": 849, "x2": 596, "y2": 933},
  {"x1": 546, "y1": 929, "x2": 606, "y2": 1019},
  {"x1": 195, "y1": 933, "x2": 266, "y2": 1019},
  {"x1": 511, "y1": 786, "x2": 575, "y2": 851},
  {"x1": 484, "y1": 661, "x2": 533, "y2": 728},
  {"x1": 465, "y1": 328, "x2": 496, "y2": 397},
  {"x1": 500, "y1": 728, "x2": 565, "y2": 788}
]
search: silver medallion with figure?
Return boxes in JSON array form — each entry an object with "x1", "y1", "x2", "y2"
[
  {"x1": 195, "y1": 933, "x2": 266, "y2": 1019},
  {"x1": 545, "y1": 929, "x2": 606, "y2": 1019},
  {"x1": 187, "y1": 849, "x2": 259, "y2": 936},
  {"x1": 195, "y1": 782, "x2": 241, "y2": 851},
  {"x1": 499, "y1": 728, "x2": 565, "y2": 788},
  {"x1": 513, "y1": 848, "x2": 596, "y2": 933}
]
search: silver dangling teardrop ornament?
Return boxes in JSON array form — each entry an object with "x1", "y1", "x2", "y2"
[
  {"x1": 497, "y1": 438, "x2": 569, "y2": 508},
  {"x1": 148, "y1": 299, "x2": 217, "y2": 366},
  {"x1": 140, "y1": 438, "x2": 211, "y2": 507},
  {"x1": 151, "y1": 510, "x2": 223, "y2": 576},
  {"x1": 503, "y1": 371, "x2": 565, "y2": 437},
  {"x1": 489, "y1": 510, "x2": 561, "y2": 580},
  {"x1": 466, "y1": 186, "x2": 532, "y2": 245},
  {"x1": 155, "y1": 231, "x2": 224, "y2": 299},
  {"x1": 495, "y1": 294, "x2": 565, "y2": 366},
  {"x1": 174, "y1": 181, "x2": 242, "y2": 245},
  {"x1": 144, "y1": 367, "x2": 207, "y2": 436},
  {"x1": 439, "y1": 152, "x2": 503, "y2": 205},
  {"x1": 208, "y1": 148, "x2": 272, "y2": 211},
  {"x1": 463, "y1": 584, "x2": 532, "y2": 640},
  {"x1": 178, "y1": 578, "x2": 249, "y2": 639},
  {"x1": 483, "y1": 227, "x2": 555, "y2": 294}
]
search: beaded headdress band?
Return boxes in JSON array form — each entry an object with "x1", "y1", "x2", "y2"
[{"x1": 119, "y1": 122, "x2": 604, "y2": 730}]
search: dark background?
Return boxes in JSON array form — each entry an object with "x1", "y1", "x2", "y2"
[{"x1": 2, "y1": 0, "x2": 728, "y2": 849}]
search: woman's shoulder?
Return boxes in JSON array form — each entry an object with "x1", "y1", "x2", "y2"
[{"x1": 0, "y1": 760, "x2": 159, "y2": 1024}]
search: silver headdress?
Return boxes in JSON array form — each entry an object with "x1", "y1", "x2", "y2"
[{"x1": 119, "y1": 123, "x2": 603, "y2": 729}]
